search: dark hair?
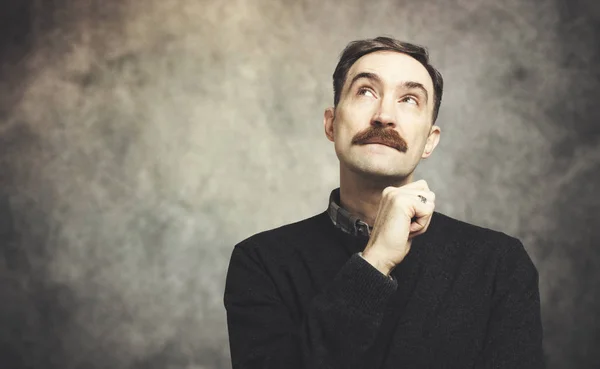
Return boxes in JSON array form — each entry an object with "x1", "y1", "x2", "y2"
[{"x1": 332, "y1": 36, "x2": 444, "y2": 123}]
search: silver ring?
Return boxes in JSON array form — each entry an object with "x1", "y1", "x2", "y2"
[{"x1": 418, "y1": 195, "x2": 427, "y2": 204}]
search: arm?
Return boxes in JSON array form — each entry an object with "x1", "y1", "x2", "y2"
[
  {"x1": 223, "y1": 239, "x2": 397, "y2": 369},
  {"x1": 477, "y1": 239, "x2": 545, "y2": 369}
]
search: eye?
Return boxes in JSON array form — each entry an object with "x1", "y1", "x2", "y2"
[
  {"x1": 357, "y1": 88, "x2": 376, "y2": 98},
  {"x1": 401, "y1": 96, "x2": 418, "y2": 105}
]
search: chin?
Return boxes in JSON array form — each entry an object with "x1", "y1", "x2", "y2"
[
  {"x1": 346, "y1": 160, "x2": 410, "y2": 181},
  {"x1": 339, "y1": 149, "x2": 415, "y2": 176}
]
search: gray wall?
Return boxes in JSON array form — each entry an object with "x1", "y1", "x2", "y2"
[{"x1": 0, "y1": 0, "x2": 598, "y2": 368}]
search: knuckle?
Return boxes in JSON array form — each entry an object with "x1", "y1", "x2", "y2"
[{"x1": 382, "y1": 186, "x2": 395, "y2": 196}]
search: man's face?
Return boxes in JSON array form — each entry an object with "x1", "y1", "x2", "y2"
[{"x1": 324, "y1": 51, "x2": 440, "y2": 182}]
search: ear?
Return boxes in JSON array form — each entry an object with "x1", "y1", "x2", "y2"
[
  {"x1": 421, "y1": 124, "x2": 441, "y2": 159},
  {"x1": 323, "y1": 107, "x2": 335, "y2": 143}
]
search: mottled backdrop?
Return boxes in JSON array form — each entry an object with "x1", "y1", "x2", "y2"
[{"x1": 0, "y1": 0, "x2": 599, "y2": 368}]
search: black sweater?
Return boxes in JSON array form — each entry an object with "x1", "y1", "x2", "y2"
[{"x1": 224, "y1": 210, "x2": 544, "y2": 369}]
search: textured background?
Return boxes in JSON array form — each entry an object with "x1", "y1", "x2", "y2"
[{"x1": 1, "y1": 0, "x2": 599, "y2": 368}]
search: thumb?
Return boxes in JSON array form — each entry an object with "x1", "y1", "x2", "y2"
[{"x1": 409, "y1": 216, "x2": 427, "y2": 232}]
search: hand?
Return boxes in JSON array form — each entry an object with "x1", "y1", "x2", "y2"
[{"x1": 362, "y1": 180, "x2": 436, "y2": 276}]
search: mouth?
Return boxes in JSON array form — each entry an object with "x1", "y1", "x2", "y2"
[{"x1": 362, "y1": 139, "x2": 396, "y2": 149}]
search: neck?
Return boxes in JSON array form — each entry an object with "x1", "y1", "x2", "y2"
[{"x1": 338, "y1": 165, "x2": 413, "y2": 227}]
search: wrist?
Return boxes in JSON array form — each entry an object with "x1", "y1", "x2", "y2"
[{"x1": 361, "y1": 249, "x2": 397, "y2": 276}]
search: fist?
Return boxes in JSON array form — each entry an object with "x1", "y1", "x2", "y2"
[{"x1": 362, "y1": 180, "x2": 436, "y2": 275}]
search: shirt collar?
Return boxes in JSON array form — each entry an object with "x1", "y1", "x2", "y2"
[{"x1": 327, "y1": 188, "x2": 372, "y2": 237}]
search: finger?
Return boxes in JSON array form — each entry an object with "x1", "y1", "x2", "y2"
[
  {"x1": 388, "y1": 190, "x2": 434, "y2": 221},
  {"x1": 382, "y1": 186, "x2": 396, "y2": 197},
  {"x1": 400, "y1": 179, "x2": 430, "y2": 191},
  {"x1": 410, "y1": 211, "x2": 434, "y2": 237},
  {"x1": 410, "y1": 211, "x2": 430, "y2": 232},
  {"x1": 399, "y1": 189, "x2": 436, "y2": 203},
  {"x1": 409, "y1": 215, "x2": 433, "y2": 239},
  {"x1": 409, "y1": 194, "x2": 435, "y2": 233},
  {"x1": 384, "y1": 180, "x2": 428, "y2": 193}
]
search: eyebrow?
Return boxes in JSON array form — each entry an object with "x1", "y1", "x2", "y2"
[
  {"x1": 402, "y1": 81, "x2": 429, "y2": 103},
  {"x1": 347, "y1": 72, "x2": 382, "y2": 92},
  {"x1": 347, "y1": 72, "x2": 429, "y2": 103}
]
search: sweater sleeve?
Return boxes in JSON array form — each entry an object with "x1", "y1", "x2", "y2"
[
  {"x1": 476, "y1": 238, "x2": 545, "y2": 369},
  {"x1": 224, "y1": 239, "x2": 398, "y2": 369}
]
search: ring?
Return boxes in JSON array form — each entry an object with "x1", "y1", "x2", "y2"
[{"x1": 418, "y1": 195, "x2": 427, "y2": 204}]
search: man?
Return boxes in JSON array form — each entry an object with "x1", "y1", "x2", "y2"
[{"x1": 224, "y1": 36, "x2": 544, "y2": 369}]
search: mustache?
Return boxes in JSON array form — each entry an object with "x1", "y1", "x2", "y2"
[{"x1": 351, "y1": 126, "x2": 408, "y2": 152}]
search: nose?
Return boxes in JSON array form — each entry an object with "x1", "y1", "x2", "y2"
[{"x1": 372, "y1": 97, "x2": 396, "y2": 128}]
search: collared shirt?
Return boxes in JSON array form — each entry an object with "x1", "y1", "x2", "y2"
[
  {"x1": 327, "y1": 187, "x2": 373, "y2": 237},
  {"x1": 327, "y1": 187, "x2": 396, "y2": 280}
]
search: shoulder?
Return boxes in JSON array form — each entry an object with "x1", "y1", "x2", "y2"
[
  {"x1": 429, "y1": 212, "x2": 539, "y2": 282},
  {"x1": 233, "y1": 211, "x2": 329, "y2": 254},
  {"x1": 429, "y1": 211, "x2": 527, "y2": 259},
  {"x1": 431, "y1": 211, "x2": 515, "y2": 241}
]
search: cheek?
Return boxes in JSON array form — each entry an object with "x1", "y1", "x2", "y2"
[
  {"x1": 333, "y1": 112, "x2": 358, "y2": 138},
  {"x1": 334, "y1": 124, "x2": 354, "y2": 146},
  {"x1": 341, "y1": 99, "x2": 377, "y2": 117},
  {"x1": 404, "y1": 130, "x2": 428, "y2": 151},
  {"x1": 415, "y1": 134, "x2": 431, "y2": 153},
  {"x1": 398, "y1": 104, "x2": 425, "y2": 118}
]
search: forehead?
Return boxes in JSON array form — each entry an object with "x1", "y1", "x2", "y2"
[{"x1": 345, "y1": 51, "x2": 434, "y2": 94}]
